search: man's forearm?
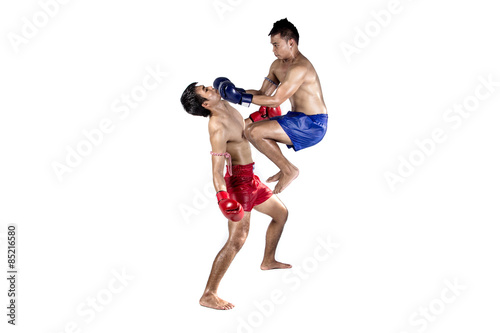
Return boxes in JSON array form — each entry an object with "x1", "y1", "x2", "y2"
[
  {"x1": 213, "y1": 172, "x2": 227, "y2": 193},
  {"x1": 247, "y1": 84, "x2": 277, "y2": 97},
  {"x1": 251, "y1": 94, "x2": 281, "y2": 108},
  {"x1": 245, "y1": 89, "x2": 263, "y2": 96}
]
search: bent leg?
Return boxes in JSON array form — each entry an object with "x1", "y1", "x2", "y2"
[
  {"x1": 253, "y1": 195, "x2": 291, "y2": 270},
  {"x1": 200, "y1": 212, "x2": 251, "y2": 310},
  {"x1": 245, "y1": 120, "x2": 299, "y2": 194}
]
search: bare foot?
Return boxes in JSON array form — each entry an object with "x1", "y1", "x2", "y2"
[
  {"x1": 273, "y1": 166, "x2": 299, "y2": 194},
  {"x1": 199, "y1": 292, "x2": 235, "y2": 310},
  {"x1": 266, "y1": 171, "x2": 282, "y2": 183},
  {"x1": 261, "y1": 260, "x2": 292, "y2": 270}
]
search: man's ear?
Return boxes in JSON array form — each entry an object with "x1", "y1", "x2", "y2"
[{"x1": 202, "y1": 101, "x2": 209, "y2": 108}]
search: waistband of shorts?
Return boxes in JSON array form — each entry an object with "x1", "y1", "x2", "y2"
[
  {"x1": 310, "y1": 113, "x2": 328, "y2": 128},
  {"x1": 287, "y1": 111, "x2": 328, "y2": 118},
  {"x1": 286, "y1": 111, "x2": 328, "y2": 127},
  {"x1": 226, "y1": 162, "x2": 255, "y2": 176}
]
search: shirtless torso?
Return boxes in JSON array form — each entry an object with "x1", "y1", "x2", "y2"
[
  {"x1": 208, "y1": 102, "x2": 252, "y2": 165},
  {"x1": 268, "y1": 53, "x2": 327, "y2": 115}
]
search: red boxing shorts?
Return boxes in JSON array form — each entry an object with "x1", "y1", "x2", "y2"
[{"x1": 224, "y1": 163, "x2": 273, "y2": 212}]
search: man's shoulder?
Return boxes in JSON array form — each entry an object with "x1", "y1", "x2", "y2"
[
  {"x1": 208, "y1": 116, "x2": 225, "y2": 134},
  {"x1": 270, "y1": 59, "x2": 281, "y2": 70},
  {"x1": 297, "y1": 53, "x2": 313, "y2": 66},
  {"x1": 208, "y1": 121, "x2": 229, "y2": 148},
  {"x1": 287, "y1": 62, "x2": 309, "y2": 79}
]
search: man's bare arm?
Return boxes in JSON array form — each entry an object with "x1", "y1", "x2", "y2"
[
  {"x1": 209, "y1": 127, "x2": 228, "y2": 192},
  {"x1": 245, "y1": 66, "x2": 280, "y2": 96},
  {"x1": 251, "y1": 66, "x2": 306, "y2": 107}
]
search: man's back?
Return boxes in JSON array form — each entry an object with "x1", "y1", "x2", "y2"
[{"x1": 271, "y1": 54, "x2": 327, "y2": 115}]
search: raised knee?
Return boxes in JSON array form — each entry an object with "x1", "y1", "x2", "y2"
[
  {"x1": 244, "y1": 124, "x2": 255, "y2": 141},
  {"x1": 245, "y1": 123, "x2": 263, "y2": 141}
]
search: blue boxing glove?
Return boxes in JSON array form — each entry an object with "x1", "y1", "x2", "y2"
[
  {"x1": 213, "y1": 77, "x2": 229, "y2": 91},
  {"x1": 213, "y1": 77, "x2": 246, "y2": 94},
  {"x1": 219, "y1": 81, "x2": 253, "y2": 107}
]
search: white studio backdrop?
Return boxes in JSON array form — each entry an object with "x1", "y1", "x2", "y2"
[{"x1": 1, "y1": 0, "x2": 499, "y2": 332}]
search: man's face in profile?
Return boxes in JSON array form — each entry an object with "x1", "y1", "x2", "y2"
[{"x1": 271, "y1": 33, "x2": 292, "y2": 59}]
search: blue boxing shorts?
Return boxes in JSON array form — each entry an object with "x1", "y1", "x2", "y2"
[{"x1": 270, "y1": 111, "x2": 328, "y2": 151}]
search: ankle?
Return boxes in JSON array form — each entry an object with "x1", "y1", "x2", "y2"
[
  {"x1": 261, "y1": 258, "x2": 276, "y2": 264},
  {"x1": 202, "y1": 290, "x2": 217, "y2": 297}
]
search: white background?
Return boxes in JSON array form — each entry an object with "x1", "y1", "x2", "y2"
[{"x1": 1, "y1": 0, "x2": 499, "y2": 332}]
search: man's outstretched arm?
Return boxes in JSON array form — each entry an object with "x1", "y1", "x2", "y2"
[{"x1": 251, "y1": 66, "x2": 306, "y2": 108}]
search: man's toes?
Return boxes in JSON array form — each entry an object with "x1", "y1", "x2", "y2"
[{"x1": 267, "y1": 172, "x2": 281, "y2": 183}]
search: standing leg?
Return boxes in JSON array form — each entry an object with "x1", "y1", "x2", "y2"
[
  {"x1": 253, "y1": 195, "x2": 292, "y2": 270},
  {"x1": 245, "y1": 121, "x2": 299, "y2": 194},
  {"x1": 199, "y1": 212, "x2": 251, "y2": 310}
]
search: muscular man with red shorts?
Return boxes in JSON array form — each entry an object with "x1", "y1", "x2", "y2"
[{"x1": 180, "y1": 82, "x2": 291, "y2": 310}]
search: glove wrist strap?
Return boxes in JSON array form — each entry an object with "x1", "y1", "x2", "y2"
[{"x1": 216, "y1": 191, "x2": 229, "y2": 203}]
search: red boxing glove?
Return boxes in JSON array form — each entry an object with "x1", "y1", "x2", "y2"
[
  {"x1": 216, "y1": 191, "x2": 244, "y2": 222},
  {"x1": 249, "y1": 106, "x2": 267, "y2": 122},
  {"x1": 249, "y1": 106, "x2": 282, "y2": 122},
  {"x1": 267, "y1": 106, "x2": 281, "y2": 118}
]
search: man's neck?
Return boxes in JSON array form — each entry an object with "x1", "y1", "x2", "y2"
[
  {"x1": 282, "y1": 49, "x2": 301, "y2": 63},
  {"x1": 209, "y1": 101, "x2": 229, "y2": 116}
]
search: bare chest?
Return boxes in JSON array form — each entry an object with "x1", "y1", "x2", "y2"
[{"x1": 226, "y1": 113, "x2": 246, "y2": 142}]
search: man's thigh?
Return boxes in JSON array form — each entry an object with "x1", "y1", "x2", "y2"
[{"x1": 249, "y1": 120, "x2": 293, "y2": 146}]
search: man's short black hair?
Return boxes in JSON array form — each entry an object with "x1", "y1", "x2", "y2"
[
  {"x1": 180, "y1": 82, "x2": 211, "y2": 117},
  {"x1": 268, "y1": 18, "x2": 299, "y2": 45}
]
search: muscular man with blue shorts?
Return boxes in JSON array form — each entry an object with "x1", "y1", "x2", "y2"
[{"x1": 214, "y1": 18, "x2": 328, "y2": 194}]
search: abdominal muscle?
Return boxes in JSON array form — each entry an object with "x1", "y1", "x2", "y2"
[{"x1": 226, "y1": 140, "x2": 253, "y2": 166}]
